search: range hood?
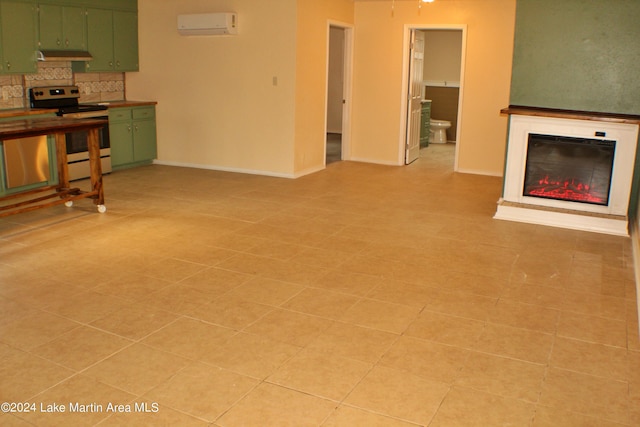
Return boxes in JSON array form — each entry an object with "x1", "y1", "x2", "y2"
[{"x1": 37, "y1": 50, "x2": 93, "y2": 62}]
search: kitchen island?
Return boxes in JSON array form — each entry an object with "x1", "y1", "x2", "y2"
[{"x1": 0, "y1": 116, "x2": 108, "y2": 217}]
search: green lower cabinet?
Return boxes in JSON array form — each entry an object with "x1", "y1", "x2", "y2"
[
  {"x1": 109, "y1": 105, "x2": 157, "y2": 169},
  {"x1": 131, "y1": 119, "x2": 156, "y2": 161},
  {"x1": 109, "y1": 120, "x2": 134, "y2": 166}
]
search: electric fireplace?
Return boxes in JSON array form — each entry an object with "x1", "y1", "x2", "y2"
[
  {"x1": 523, "y1": 133, "x2": 615, "y2": 206},
  {"x1": 495, "y1": 109, "x2": 640, "y2": 235}
]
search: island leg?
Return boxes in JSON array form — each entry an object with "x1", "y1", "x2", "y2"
[
  {"x1": 55, "y1": 132, "x2": 70, "y2": 190},
  {"x1": 87, "y1": 128, "x2": 105, "y2": 209}
]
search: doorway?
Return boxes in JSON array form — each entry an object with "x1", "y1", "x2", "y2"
[
  {"x1": 401, "y1": 25, "x2": 466, "y2": 169},
  {"x1": 326, "y1": 23, "x2": 353, "y2": 165}
]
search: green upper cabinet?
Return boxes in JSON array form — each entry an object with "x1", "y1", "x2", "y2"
[
  {"x1": 0, "y1": 0, "x2": 137, "y2": 75},
  {"x1": 0, "y1": 0, "x2": 38, "y2": 74},
  {"x1": 38, "y1": 3, "x2": 86, "y2": 51},
  {"x1": 83, "y1": 7, "x2": 112, "y2": 71},
  {"x1": 113, "y1": 10, "x2": 137, "y2": 71},
  {"x1": 74, "y1": 7, "x2": 138, "y2": 72}
]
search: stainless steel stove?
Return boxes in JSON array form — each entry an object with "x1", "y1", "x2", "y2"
[{"x1": 29, "y1": 86, "x2": 111, "y2": 181}]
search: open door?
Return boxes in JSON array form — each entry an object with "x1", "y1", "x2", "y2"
[
  {"x1": 405, "y1": 29, "x2": 424, "y2": 164},
  {"x1": 327, "y1": 26, "x2": 345, "y2": 164},
  {"x1": 326, "y1": 23, "x2": 353, "y2": 165}
]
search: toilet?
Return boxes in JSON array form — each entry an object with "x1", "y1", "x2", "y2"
[{"x1": 429, "y1": 119, "x2": 452, "y2": 144}]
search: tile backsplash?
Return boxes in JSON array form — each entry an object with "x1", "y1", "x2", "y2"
[{"x1": 0, "y1": 61, "x2": 124, "y2": 110}]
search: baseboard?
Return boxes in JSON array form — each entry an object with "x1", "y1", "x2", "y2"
[
  {"x1": 455, "y1": 167, "x2": 503, "y2": 177},
  {"x1": 152, "y1": 160, "x2": 296, "y2": 179},
  {"x1": 293, "y1": 164, "x2": 325, "y2": 178},
  {"x1": 348, "y1": 157, "x2": 402, "y2": 166}
]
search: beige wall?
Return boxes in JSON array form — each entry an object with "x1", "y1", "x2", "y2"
[
  {"x1": 129, "y1": 0, "x2": 353, "y2": 177},
  {"x1": 294, "y1": 0, "x2": 354, "y2": 174},
  {"x1": 351, "y1": 0, "x2": 516, "y2": 174},
  {"x1": 128, "y1": 0, "x2": 514, "y2": 177},
  {"x1": 423, "y1": 29, "x2": 462, "y2": 84},
  {"x1": 127, "y1": 0, "x2": 298, "y2": 177},
  {"x1": 327, "y1": 27, "x2": 345, "y2": 134}
]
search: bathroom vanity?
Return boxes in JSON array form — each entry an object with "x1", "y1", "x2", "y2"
[{"x1": 420, "y1": 100, "x2": 431, "y2": 147}]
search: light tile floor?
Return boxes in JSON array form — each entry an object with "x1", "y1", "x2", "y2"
[{"x1": 1, "y1": 144, "x2": 639, "y2": 426}]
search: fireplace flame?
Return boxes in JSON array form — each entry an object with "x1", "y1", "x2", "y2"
[{"x1": 528, "y1": 175, "x2": 603, "y2": 203}]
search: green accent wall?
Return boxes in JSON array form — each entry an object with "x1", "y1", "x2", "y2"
[{"x1": 510, "y1": 0, "x2": 640, "y2": 115}]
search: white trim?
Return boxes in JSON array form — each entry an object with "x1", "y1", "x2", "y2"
[
  {"x1": 349, "y1": 157, "x2": 403, "y2": 166},
  {"x1": 398, "y1": 26, "x2": 412, "y2": 165},
  {"x1": 153, "y1": 160, "x2": 296, "y2": 179},
  {"x1": 494, "y1": 202, "x2": 629, "y2": 236},
  {"x1": 341, "y1": 24, "x2": 354, "y2": 162},
  {"x1": 454, "y1": 27, "x2": 467, "y2": 171},
  {"x1": 456, "y1": 167, "x2": 503, "y2": 177},
  {"x1": 326, "y1": 20, "x2": 354, "y2": 164},
  {"x1": 293, "y1": 164, "x2": 326, "y2": 178}
]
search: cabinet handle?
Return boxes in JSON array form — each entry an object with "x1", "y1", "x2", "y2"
[
  {"x1": 65, "y1": 39, "x2": 69, "y2": 47},
  {"x1": 57, "y1": 38, "x2": 61, "y2": 46},
  {"x1": 109, "y1": 61, "x2": 113, "y2": 67},
  {"x1": 127, "y1": 125, "x2": 132, "y2": 132},
  {"x1": 6, "y1": 62, "x2": 10, "y2": 70},
  {"x1": 116, "y1": 60, "x2": 121, "y2": 68},
  {"x1": 134, "y1": 124, "x2": 138, "y2": 132}
]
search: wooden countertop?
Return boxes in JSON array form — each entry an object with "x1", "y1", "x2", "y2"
[
  {"x1": 0, "y1": 108, "x2": 56, "y2": 119},
  {"x1": 0, "y1": 116, "x2": 108, "y2": 140},
  {"x1": 501, "y1": 105, "x2": 640, "y2": 125},
  {"x1": 99, "y1": 100, "x2": 157, "y2": 108},
  {"x1": 0, "y1": 100, "x2": 157, "y2": 120}
]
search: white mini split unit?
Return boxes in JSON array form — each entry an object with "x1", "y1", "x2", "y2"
[{"x1": 177, "y1": 13, "x2": 238, "y2": 36}]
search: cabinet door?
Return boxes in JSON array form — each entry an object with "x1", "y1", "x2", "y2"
[
  {"x1": 38, "y1": 4, "x2": 63, "y2": 50},
  {"x1": 84, "y1": 8, "x2": 113, "y2": 71},
  {"x1": 113, "y1": 10, "x2": 138, "y2": 71},
  {"x1": 62, "y1": 6, "x2": 86, "y2": 50},
  {"x1": 133, "y1": 119, "x2": 156, "y2": 162},
  {"x1": 109, "y1": 121, "x2": 134, "y2": 166},
  {"x1": 39, "y1": 5, "x2": 85, "y2": 51},
  {"x1": 0, "y1": 1, "x2": 37, "y2": 74}
]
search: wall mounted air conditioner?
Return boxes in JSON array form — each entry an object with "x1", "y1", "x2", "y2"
[{"x1": 177, "y1": 13, "x2": 238, "y2": 36}]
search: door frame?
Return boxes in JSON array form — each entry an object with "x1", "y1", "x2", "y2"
[
  {"x1": 325, "y1": 21, "x2": 354, "y2": 164},
  {"x1": 398, "y1": 24, "x2": 467, "y2": 169},
  {"x1": 405, "y1": 29, "x2": 425, "y2": 164}
]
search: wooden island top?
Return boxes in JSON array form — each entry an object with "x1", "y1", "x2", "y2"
[
  {"x1": 0, "y1": 116, "x2": 108, "y2": 217},
  {"x1": 0, "y1": 116, "x2": 107, "y2": 140}
]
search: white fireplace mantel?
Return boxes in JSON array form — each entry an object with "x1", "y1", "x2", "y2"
[{"x1": 495, "y1": 107, "x2": 640, "y2": 236}]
